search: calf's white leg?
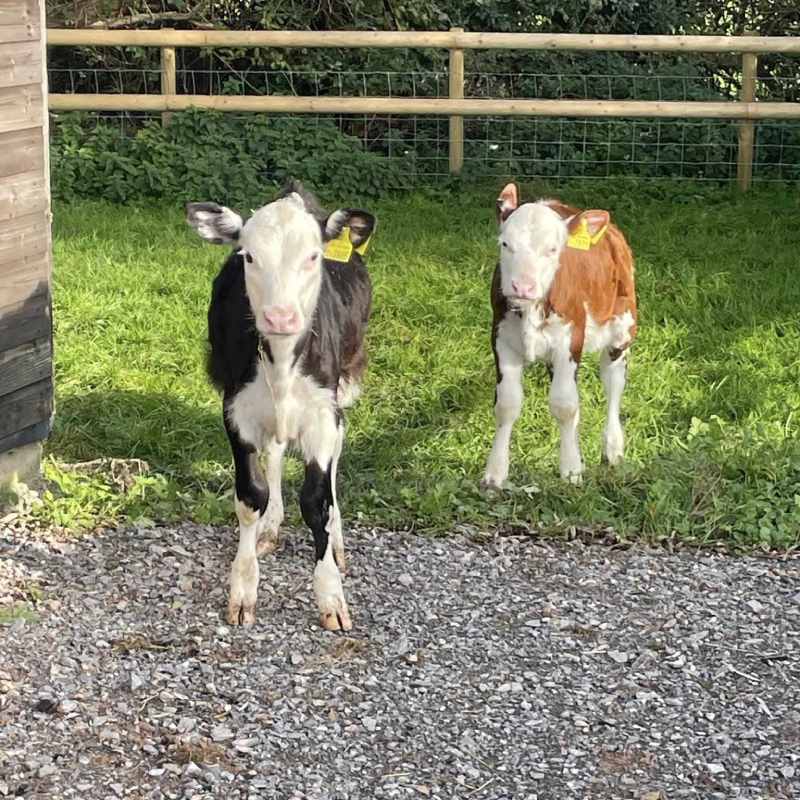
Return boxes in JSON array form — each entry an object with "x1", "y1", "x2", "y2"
[
  {"x1": 256, "y1": 437, "x2": 286, "y2": 555},
  {"x1": 549, "y1": 351, "x2": 582, "y2": 483},
  {"x1": 224, "y1": 411, "x2": 267, "y2": 625},
  {"x1": 600, "y1": 348, "x2": 627, "y2": 465},
  {"x1": 229, "y1": 499, "x2": 260, "y2": 625},
  {"x1": 483, "y1": 342, "x2": 525, "y2": 488}
]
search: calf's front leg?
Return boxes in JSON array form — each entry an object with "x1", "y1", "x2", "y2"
[
  {"x1": 224, "y1": 407, "x2": 267, "y2": 625},
  {"x1": 549, "y1": 350, "x2": 583, "y2": 483},
  {"x1": 300, "y1": 413, "x2": 351, "y2": 631},
  {"x1": 482, "y1": 341, "x2": 524, "y2": 489}
]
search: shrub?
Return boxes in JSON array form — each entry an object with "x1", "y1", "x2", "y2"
[{"x1": 50, "y1": 109, "x2": 413, "y2": 205}]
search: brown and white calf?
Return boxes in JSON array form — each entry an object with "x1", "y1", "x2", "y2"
[
  {"x1": 482, "y1": 182, "x2": 637, "y2": 487},
  {"x1": 186, "y1": 181, "x2": 375, "y2": 631}
]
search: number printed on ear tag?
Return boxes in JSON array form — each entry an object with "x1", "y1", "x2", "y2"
[{"x1": 324, "y1": 226, "x2": 354, "y2": 263}]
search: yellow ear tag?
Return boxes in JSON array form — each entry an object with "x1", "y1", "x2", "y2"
[
  {"x1": 354, "y1": 234, "x2": 372, "y2": 256},
  {"x1": 324, "y1": 226, "x2": 354, "y2": 263},
  {"x1": 567, "y1": 218, "x2": 608, "y2": 251}
]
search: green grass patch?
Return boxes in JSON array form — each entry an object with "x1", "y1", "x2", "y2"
[
  {"x1": 0, "y1": 603, "x2": 39, "y2": 625},
  {"x1": 44, "y1": 180, "x2": 800, "y2": 550}
]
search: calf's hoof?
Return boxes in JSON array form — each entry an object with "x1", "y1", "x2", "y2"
[
  {"x1": 564, "y1": 471, "x2": 583, "y2": 486},
  {"x1": 314, "y1": 558, "x2": 352, "y2": 631},
  {"x1": 228, "y1": 556, "x2": 258, "y2": 625},
  {"x1": 480, "y1": 475, "x2": 504, "y2": 491},
  {"x1": 227, "y1": 598, "x2": 256, "y2": 626},
  {"x1": 320, "y1": 600, "x2": 352, "y2": 632}
]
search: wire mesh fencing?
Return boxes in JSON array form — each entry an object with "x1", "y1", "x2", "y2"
[{"x1": 47, "y1": 61, "x2": 800, "y2": 184}]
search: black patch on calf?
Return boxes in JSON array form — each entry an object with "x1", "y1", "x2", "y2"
[
  {"x1": 300, "y1": 460, "x2": 333, "y2": 561},
  {"x1": 206, "y1": 251, "x2": 259, "y2": 393},
  {"x1": 299, "y1": 254, "x2": 372, "y2": 393},
  {"x1": 223, "y1": 401, "x2": 268, "y2": 515}
]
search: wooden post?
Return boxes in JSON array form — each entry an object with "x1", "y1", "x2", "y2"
[
  {"x1": 737, "y1": 48, "x2": 758, "y2": 191},
  {"x1": 448, "y1": 27, "x2": 464, "y2": 175},
  {"x1": 160, "y1": 40, "x2": 176, "y2": 125}
]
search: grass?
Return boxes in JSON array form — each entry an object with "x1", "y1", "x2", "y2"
[
  {"x1": 37, "y1": 179, "x2": 800, "y2": 550},
  {"x1": 0, "y1": 603, "x2": 39, "y2": 625}
]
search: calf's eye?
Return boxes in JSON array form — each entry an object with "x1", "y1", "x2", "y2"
[{"x1": 244, "y1": 252, "x2": 253, "y2": 264}]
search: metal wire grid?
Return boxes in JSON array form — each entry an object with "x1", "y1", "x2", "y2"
[{"x1": 47, "y1": 65, "x2": 800, "y2": 183}]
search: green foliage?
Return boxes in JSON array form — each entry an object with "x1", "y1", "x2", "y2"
[
  {"x1": 50, "y1": 109, "x2": 412, "y2": 206},
  {"x1": 45, "y1": 0, "x2": 800, "y2": 107},
  {"x1": 39, "y1": 184, "x2": 800, "y2": 550}
]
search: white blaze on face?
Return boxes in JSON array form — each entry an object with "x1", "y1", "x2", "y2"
[
  {"x1": 238, "y1": 193, "x2": 324, "y2": 337},
  {"x1": 499, "y1": 203, "x2": 568, "y2": 303}
]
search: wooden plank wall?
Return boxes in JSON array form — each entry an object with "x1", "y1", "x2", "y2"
[{"x1": 0, "y1": 0, "x2": 53, "y2": 455}]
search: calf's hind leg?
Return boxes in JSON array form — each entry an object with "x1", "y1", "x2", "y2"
[
  {"x1": 224, "y1": 408, "x2": 267, "y2": 626},
  {"x1": 599, "y1": 347, "x2": 627, "y2": 466},
  {"x1": 328, "y1": 423, "x2": 347, "y2": 573},
  {"x1": 256, "y1": 437, "x2": 286, "y2": 555}
]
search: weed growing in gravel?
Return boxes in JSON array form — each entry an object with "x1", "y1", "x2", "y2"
[
  {"x1": 40, "y1": 181, "x2": 800, "y2": 549},
  {"x1": 0, "y1": 604, "x2": 39, "y2": 625}
]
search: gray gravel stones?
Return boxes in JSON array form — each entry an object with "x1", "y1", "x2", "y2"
[{"x1": 0, "y1": 522, "x2": 798, "y2": 799}]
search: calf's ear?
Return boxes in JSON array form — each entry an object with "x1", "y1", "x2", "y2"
[
  {"x1": 324, "y1": 208, "x2": 377, "y2": 247},
  {"x1": 185, "y1": 202, "x2": 244, "y2": 244},
  {"x1": 568, "y1": 209, "x2": 610, "y2": 237},
  {"x1": 496, "y1": 182, "x2": 520, "y2": 223}
]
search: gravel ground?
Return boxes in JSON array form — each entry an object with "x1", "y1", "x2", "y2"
[{"x1": 1, "y1": 522, "x2": 799, "y2": 799}]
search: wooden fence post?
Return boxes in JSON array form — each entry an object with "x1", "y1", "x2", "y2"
[
  {"x1": 160, "y1": 35, "x2": 176, "y2": 125},
  {"x1": 448, "y1": 27, "x2": 464, "y2": 175},
  {"x1": 737, "y1": 47, "x2": 758, "y2": 191}
]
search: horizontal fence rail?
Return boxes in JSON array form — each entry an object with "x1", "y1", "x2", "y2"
[
  {"x1": 47, "y1": 94, "x2": 800, "y2": 120},
  {"x1": 45, "y1": 28, "x2": 800, "y2": 189},
  {"x1": 45, "y1": 29, "x2": 800, "y2": 54}
]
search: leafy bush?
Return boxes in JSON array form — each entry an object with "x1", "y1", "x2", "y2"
[{"x1": 50, "y1": 109, "x2": 412, "y2": 205}]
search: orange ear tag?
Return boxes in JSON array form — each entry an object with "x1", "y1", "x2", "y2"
[{"x1": 567, "y1": 218, "x2": 608, "y2": 251}]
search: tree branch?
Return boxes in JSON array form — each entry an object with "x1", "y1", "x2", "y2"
[{"x1": 88, "y1": 7, "x2": 212, "y2": 29}]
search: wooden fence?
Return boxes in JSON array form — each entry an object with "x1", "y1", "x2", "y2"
[
  {"x1": 46, "y1": 29, "x2": 800, "y2": 191},
  {"x1": 1, "y1": 0, "x2": 54, "y2": 481}
]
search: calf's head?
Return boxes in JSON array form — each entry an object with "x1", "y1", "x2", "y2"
[
  {"x1": 187, "y1": 189, "x2": 374, "y2": 338},
  {"x1": 495, "y1": 182, "x2": 610, "y2": 304}
]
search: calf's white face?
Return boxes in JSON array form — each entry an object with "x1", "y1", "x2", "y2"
[
  {"x1": 499, "y1": 202, "x2": 568, "y2": 304},
  {"x1": 187, "y1": 193, "x2": 326, "y2": 338},
  {"x1": 239, "y1": 196, "x2": 324, "y2": 337}
]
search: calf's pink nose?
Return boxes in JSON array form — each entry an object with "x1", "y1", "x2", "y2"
[
  {"x1": 263, "y1": 305, "x2": 301, "y2": 334},
  {"x1": 511, "y1": 280, "x2": 536, "y2": 299}
]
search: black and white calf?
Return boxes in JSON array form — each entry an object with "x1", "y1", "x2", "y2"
[{"x1": 186, "y1": 182, "x2": 375, "y2": 631}]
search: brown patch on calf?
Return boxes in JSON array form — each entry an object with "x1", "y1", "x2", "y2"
[{"x1": 544, "y1": 200, "x2": 637, "y2": 363}]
